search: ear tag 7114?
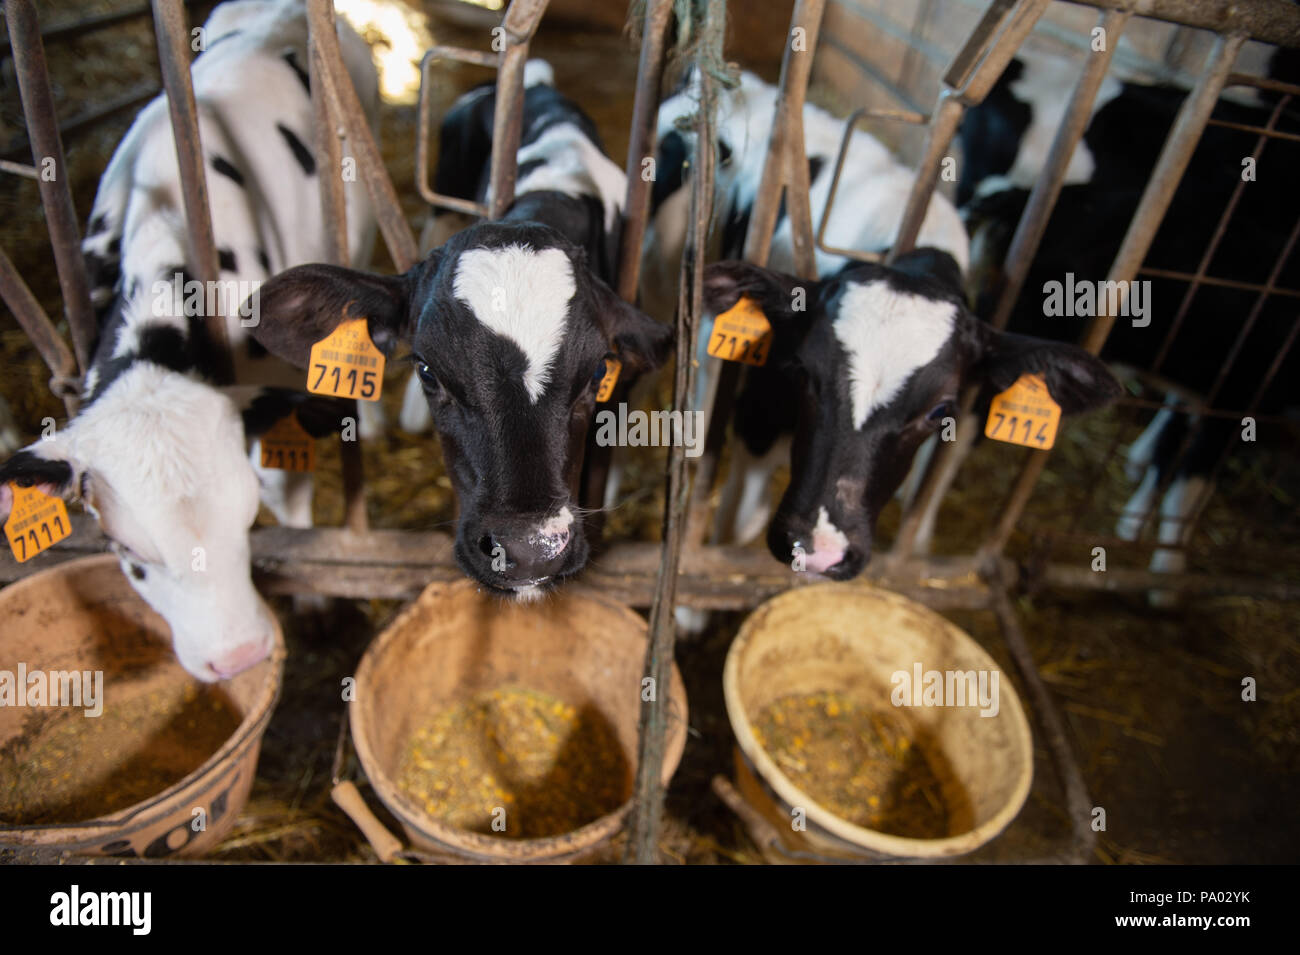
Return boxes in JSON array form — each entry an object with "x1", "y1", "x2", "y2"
[
  {"x1": 595, "y1": 357, "x2": 622, "y2": 403},
  {"x1": 5, "y1": 483, "x2": 71, "y2": 563},
  {"x1": 985, "y1": 373, "x2": 1061, "y2": 449},
  {"x1": 707, "y1": 295, "x2": 772, "y2": 367},
  {"x1": 307, "y1": 317, "x2": 385, "y2": 401},
  {"x1": 260, "y1": 412, "x2": 317, "y2": 472}
]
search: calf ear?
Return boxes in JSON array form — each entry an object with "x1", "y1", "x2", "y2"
[
  {"x1": 592, "y1": 278, "x2": 674, "y2": 376},
  {"x1": 976, "y1": 328, "x2": 1123, "y2": 414},
  {"x1": 246, "y1": 263, "x2": 414, "y2": 368},
  {"x1": 0, "y1": 443, "x2": 79, "y2": 524},
  {"x1": 703, "y1": 261, "x2": 806, "y2": 320}
]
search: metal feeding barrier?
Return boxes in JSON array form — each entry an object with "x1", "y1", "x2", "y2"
[{"x1": 1, "y1": 0, "x2": 1298, "y2": 863}]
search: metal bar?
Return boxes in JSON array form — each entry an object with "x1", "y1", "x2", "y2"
[
  {"x1": 615, "y1": 0, "x2": 675, "y2": 303},
  {"x1": 0, "y1": 246, "x2": 81, "y2": 416},
  {"x1": 415, "y1": 48, "x2": 491, "y2": 217},
  {"x1": 781, "y1": 0, "x2": 827, "y2": 281},
  {"x1": 0, "y1": 159, "x2": 38, "y2": 179},
  {"x1": 6, "y1": 0, "x2": 99, "y2": 375},
  {"x1": 307, "y1": 0, "x2": 367, "y2": 535},
  {"x1": 151, "y1": 0, "x2": 233, "y2": 384},
  {"x1": 1, "y1": 83, "x2": 160, "y2": 161},
  {"x1": 1137, "y1": 266, "x2": 1300, "y2": 300},
  {"x1": 1057, "y1": 0, "x2": 1300, "y2": 47},
  {"x1": 990, "y1": 589, "x2": 1097, "y2": 865},
  {"x1": 487, "y1": 0, "x2": 550, "y2": 220},
  {"x1": 1204, "y1": 118, "x2": 1300, "y2": 144},
  {"x1": 980, "y1": 33, "x2": 1247, "y2": 560},
  {"x1": 627, "y1": 2, "x2": 721, "y2": 862},
  {"x1": 306, "y1": 0, "x2": 419, "y2": 272}
]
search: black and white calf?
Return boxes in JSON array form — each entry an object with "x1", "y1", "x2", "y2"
[
  {"x1": 247, "y1": 61, "x2": 671, "y2": 597},
  {"x1": 643, "y1": 69, "x2": 972, "y2": 546},
  {"x1": 0, "y1": 0, "x2": 378, "y2": 680},
  {"x1": 959, "y1": 52, "x2": 1300, "y2": 586},
  {"x1": 702, "y1": 252, "x2": 1120, "y2": 578}
]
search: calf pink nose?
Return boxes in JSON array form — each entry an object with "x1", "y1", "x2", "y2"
[
  {"x1": 805, "y1": 548, "x2": 845, "y2": 575},
  {"x1": 210, "y1": 640, "x2": 269, "y2": 679}
]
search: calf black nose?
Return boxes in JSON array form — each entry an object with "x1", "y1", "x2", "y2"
[{"x1": 478, "y1": 529, "x2": 571, "y2": 585}]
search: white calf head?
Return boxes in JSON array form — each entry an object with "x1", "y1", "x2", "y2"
[{"x1": 0, "y1": 366, "x2": 275, "y2": 681}]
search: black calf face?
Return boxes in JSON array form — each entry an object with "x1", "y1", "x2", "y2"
[
  {"x1": 704, "y1": 254, "x2": 1120, "y2": 579},
  {"x1": 250, "y1": 221, "x2": 671, "y2": 596}
]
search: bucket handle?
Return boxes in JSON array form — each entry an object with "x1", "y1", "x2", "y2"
[{"x1": 330, "y1": 780, "x2": 405, "y2": 863}]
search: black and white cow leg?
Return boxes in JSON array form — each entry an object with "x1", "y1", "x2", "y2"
[
  {"x1": 398, "y1": 372, "x2": 433, "y2": 434},
  {"x1": 1149, "y1": 474, "x2": 1212, "y2": 609},
  {"x1": 717, "y1": 435, "x2": 790, "y2": 547},
  {"x1": 358, "y1": 396, "x2": 387, "y2": 441}
]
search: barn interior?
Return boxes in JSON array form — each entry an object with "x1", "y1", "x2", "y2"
[{"x1": 0, "y1": 0, "x2": 1296, "y2": 865}]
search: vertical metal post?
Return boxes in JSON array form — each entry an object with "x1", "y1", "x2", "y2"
[
  {"x1": 627, "y1": 0, "x2": 722, "y2": 865},
  {"x1": 488, "y1": 0, "x2": 549, "y2": 219},
  {"x1": 5, "y1": 0, "x2": 99, "y2": 375},
  {"x1": 151, "y1": 0, "x2": 233, "y2": 384},
  {"x1": 307, "y1": 0, "x2": 367, "y2": 534}
]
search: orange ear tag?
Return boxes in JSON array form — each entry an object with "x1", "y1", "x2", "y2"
[
  {"x1": 707, "y1": 295, "x2": 772, "y2": 367},
  {"x1": 307, "y1": 317, "x2": 385, "y2": 401},
  {"x1": 985, "y1": 373, "x2": 1062, "y2": 449},
  {"x1": 5, "y1": 483, "x2": 71, "y2": 563},
  {"x1": 595, "y1": 357, "x2": 622, "y2": 403},
  {"x1": 259, "y1": 412, "x2": 317, "y2": 472}
]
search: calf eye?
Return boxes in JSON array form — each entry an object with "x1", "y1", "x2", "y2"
[
  {"x1": 416, "y1": 360, "x2": 439, "y2": 390},
  {"x1": 926, "y1": 401, "x2": 955, "y2": 424}
]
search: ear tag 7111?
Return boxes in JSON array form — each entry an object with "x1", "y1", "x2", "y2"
[
  {"x1": 5, "y1": 483, "x2": 71, "y2": 563},
  {"x1": 985, "y1": 373, "x2": 1061, "y2": 449},
  {"x1": 707, "y1": 295, "x2": 772, "y2": 367},
  {"x1": 260, "y1": 412, "x2": 317, "y2": 472},
  {"x1": 307, "y1": 317, "x2": 385, "y2": 401}
]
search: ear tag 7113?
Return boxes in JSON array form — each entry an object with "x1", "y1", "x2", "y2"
[
  {"x1": 707, "y1": 295, "x2": 772, "y2": 367},
  {"x1": 260, "y1": 412, "x2": 317, "y2": 472},
  {"x1": 5, "y1": 483, "x2": 71, "y2": 563},
  {"x1": 985, "y1": 373, "x2": 1061, "y2": 449},
  {"x1": 595, "y1": 357, "x2": 622, "y2": 403},
  {"x1": 307, "y1": 317, "x2": 385, "y2": 401}
]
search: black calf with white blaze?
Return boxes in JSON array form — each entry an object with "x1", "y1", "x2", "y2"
[
  {"x1": 248, "y1": 62, "x2": 671, "y2": 598},
  {"x1": 703, "y1": 253, "x2": 1121, "y2": 579},
  {"x1": 0, "y1": 0, "x2": 378, "y2": 680}
]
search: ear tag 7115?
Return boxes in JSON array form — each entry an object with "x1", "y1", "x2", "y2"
[
  {"x1": 307, "y1": 317, "x2": 385, "y2": 401},
  {"x1": 260, "y1": 412, "x2": 317, "y2": 472},
  {"x1": 985, "y1": 373, "x2": 1061, "y2": 449},
  {"x1": 5, "y1": 483, "x2": 71, "y2": 563},
  {"x1": 707, "y1": 295, "x2": 772, "y2": 367},
  {"x1": 595, "y1": 357, "x2": 622, "y2": 403}
]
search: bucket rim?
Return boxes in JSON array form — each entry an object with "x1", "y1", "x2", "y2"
[
  {"x1": 0, "y1": 553, "x2": 285, "y2": 837},
  {"x1": 722, "y1": 580, "x2": 1034, "y2": 859}
]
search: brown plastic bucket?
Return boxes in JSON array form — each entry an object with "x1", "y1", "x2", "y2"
[
  {"x1": 346, "y1": 578, "x2": 689, "y2": 863},
  {"x1": 0, "y1": 555, "x2": 284, "y2": 858},
  {"x1": 724, "y1": 582, "x2": 1033, "y2": 861}
]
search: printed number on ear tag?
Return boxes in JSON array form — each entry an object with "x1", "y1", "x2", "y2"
[
  {"x1": 596, "y1": 357, "x2": 622, "y2": 403},
  {"x1": 5, "y1": 483, "x2": 71, "y2": 563},
  {"x1": 307, "y1": 317, "x2": 385, "y2": 401},
  {"x1": 260, "y1": 412, "x2": 317, "y2": 472},
  {"x1": 707, "y1": 295, "x2": 772, "y2": 367},
  {"x1": 985, "y1": 373, "x2": 1061, "y2": 450}
]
